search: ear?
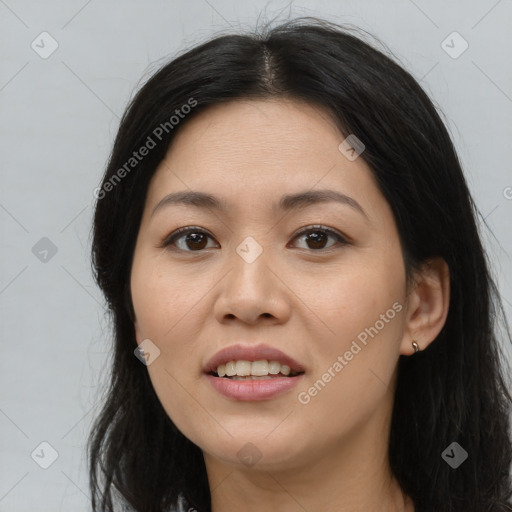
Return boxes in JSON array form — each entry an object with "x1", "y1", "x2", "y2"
[{"x1": 400, "y1": 257, "x2": 450, "y2": 355}]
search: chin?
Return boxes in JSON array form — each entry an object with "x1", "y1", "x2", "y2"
[{"x1": 200, "y1": 432, "x2": 306, "y2": 471}]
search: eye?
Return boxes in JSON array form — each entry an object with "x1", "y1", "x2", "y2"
[
  {"x1": 289, "y1": 225, "x2": 349, "y2": 251},
  {"x1": 161, "y1": 226, "x2": 218, "y2": 252}
]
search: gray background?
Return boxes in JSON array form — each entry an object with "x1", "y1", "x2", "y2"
[{"x1": 1, "y1": 0, "x2": 511, "y2": 510}]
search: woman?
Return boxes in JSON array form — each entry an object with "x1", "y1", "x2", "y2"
[{"x1": 88, "y1": 17, "x2": 512, "y2": 512}]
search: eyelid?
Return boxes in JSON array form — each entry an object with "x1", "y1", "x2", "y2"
[
  {"x1": 291, "y1": 224, "x2": 350, "y2": 245},
  {"x1": 159, "y1": 225, "x2": 216, "y2": 249}
]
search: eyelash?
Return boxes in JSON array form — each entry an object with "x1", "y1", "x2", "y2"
[{"x1": 160, "y1": 225, "x2": 349, "y2": 253}]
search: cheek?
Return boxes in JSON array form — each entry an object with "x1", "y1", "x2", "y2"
[
  {"x1": 130, "y1": 255, "x2": 215, "y2": 382},
  {"x1": 303, "y1": 257, "x2": 405, "y2": 409},
  {"x1": 131, "y1": 254, "x2": 206, "y2": 341},
  {"x1": 131, "y1": 257, "x2": 211, "y2": 435},
  {"x1": 315, "y1": 255, "x2": 405, "y2": 344}
]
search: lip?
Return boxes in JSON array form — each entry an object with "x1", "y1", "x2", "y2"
[
  {"x1": 203, "y1": 343, "x2": 306, "y2": 375},
  {"x1": 205, "y1": 373, "x2": 305, "y2": 401}
]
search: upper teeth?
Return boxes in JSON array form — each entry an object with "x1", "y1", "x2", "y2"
[{"x1": 216, "y1": 360, "x2": 294, "y2": 377}]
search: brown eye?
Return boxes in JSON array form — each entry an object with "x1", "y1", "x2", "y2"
[
  {"x1": 162, "y1": 227, "x2": 217, "y2": 252},
  {"x1": 291, "y1": 225, "x2": 348, "y2": 251}
]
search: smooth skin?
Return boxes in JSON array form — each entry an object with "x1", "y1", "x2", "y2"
[{"x1": 130, "y1": 99, "x2": 450, "y2": 512}]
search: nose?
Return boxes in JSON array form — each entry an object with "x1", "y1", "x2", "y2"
[{"x1": 213, "y1": 242, "x2": 291, "y2": 326}]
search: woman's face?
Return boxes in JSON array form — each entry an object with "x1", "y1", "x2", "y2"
[{"x1": 130, "y1": 99, "x2": 412, "y2": 472}]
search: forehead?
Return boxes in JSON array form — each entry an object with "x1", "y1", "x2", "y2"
[
  {"x1": 165, "y1": 98, "x2": 343, "y2": 170},
  {"x1": 144, "y1": 99, "x2": 383, "y2": 222}
]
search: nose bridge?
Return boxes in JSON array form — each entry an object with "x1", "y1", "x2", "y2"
[
  {"x1": 235, "y1": 234, "x2": 266, "y2": 267},
  {"x1": 214, "y1": 232, "x2": 289, "y2": 323},
  {"x1": 229, "y1": 233, "x2": 270, "y2": 293}
]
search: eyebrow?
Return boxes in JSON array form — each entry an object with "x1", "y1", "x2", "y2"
[{"x1": 151, "y1": 189, "x2": 368, "y2": 219}]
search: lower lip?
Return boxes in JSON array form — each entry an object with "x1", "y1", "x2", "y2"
[{"x1": 205, "y1": 373, "x2": 305, "y2": 401}]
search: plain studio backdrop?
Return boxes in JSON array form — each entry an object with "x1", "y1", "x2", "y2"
[{"x1": 1, "y1": 0, "x2": 511, "y2": 510}]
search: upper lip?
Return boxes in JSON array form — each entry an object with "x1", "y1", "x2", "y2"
[{"x1": 204, "y1": 343, "x2": 306, "y2": 374}]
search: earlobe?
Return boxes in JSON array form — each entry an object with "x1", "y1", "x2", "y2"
[{"x1": 400, "y1": 257, "x2": 450, "y2": 355}]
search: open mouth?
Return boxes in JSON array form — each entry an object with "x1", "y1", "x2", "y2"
[
  {"x1": 205, "y1": 354, "x2": 306, "y2": 400},
  {"x1": 209, "y1": 359, "x2": 305, "y2": 380},
  {"x1": 210, "y1": 371, "x2": 304, "y2": 380}
]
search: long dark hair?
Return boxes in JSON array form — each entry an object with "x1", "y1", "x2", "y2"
[{"x1": 88, "y1": 17, "x2": 512, "y2": 512}]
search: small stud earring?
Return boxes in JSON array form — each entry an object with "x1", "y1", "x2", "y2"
[{"x1": 412, "y1": 341, "x2": 420, "y2": 353}]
